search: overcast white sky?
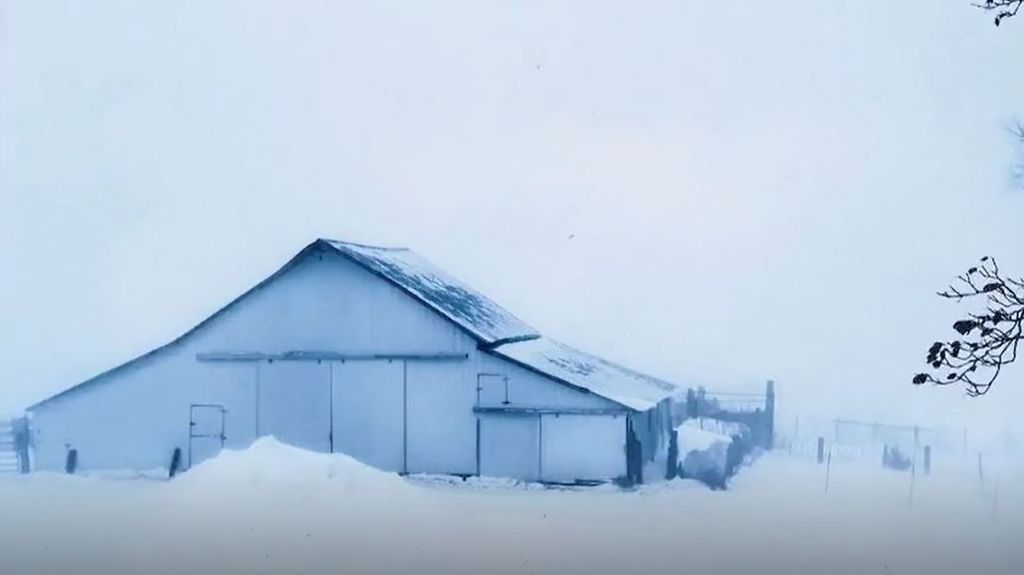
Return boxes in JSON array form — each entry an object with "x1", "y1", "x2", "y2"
[{"x1": 2, "y1": 1, "x2": 1024, "y2": 435}]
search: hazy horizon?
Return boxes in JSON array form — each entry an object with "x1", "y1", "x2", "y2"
[{"x1": 3, "y1": 1, "x2": 1024, "y2": 438}]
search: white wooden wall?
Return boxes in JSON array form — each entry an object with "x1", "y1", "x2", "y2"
[{"x1": 29, "y1": 248, "x2": 629, "y2": 482}]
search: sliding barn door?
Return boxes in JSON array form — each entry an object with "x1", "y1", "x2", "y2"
[
  {"x1": 257, "y1": 362, "x2": 331, "y2": 452},
  {"x1": 331, "y1": 360, "x2": 405, "y2": 472}
]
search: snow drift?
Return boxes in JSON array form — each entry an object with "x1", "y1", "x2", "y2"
[
  {"x1": 672, "y1": 418, "x2": 758, "y2": 488},
  {"x1": 0, "y1": 449, "x2": 1021, "y2": 575},
  {"x1": 676, "y1": 420, "x2": 732, "y2": 486},
  {"x1": 179, "y1": 436, "x2": 407, "y2": 490}
]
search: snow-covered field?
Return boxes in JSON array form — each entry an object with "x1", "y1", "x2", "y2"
[{"x1": 0, "y1": 439, "x2": 1020, "y2": 575}]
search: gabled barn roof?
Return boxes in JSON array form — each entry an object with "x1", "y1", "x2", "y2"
[
  {"x1": 29, "y1": 238, "x2": 677, "y2": 413},
  {"x1": 488, "y1": 337, "x2": 677, "y2": 412},
  {"x1": 322, "y1": 240, "x2": 539, "y2": 347}
]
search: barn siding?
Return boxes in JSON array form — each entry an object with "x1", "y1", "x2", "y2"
[{"x1": 29, "y1": 248, "x2": 637, "y2": 481}]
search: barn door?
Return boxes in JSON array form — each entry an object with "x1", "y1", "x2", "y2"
[
  {"x1": 257, "y1": 361, "x2": 331, "y2": 452},
  {"x1": 189, "y1": 404, "x2": 226, "y2": 468},
  {"x1": 478, "y1": 414, "x2": 540, "y2": 481},
  {"x1": 332, "y1": 361, "x2": 404, "y2": 472}
]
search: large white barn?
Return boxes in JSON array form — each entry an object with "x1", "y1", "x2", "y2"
[{"x1": 26, "y1": 239, "x2": 677, "y2": 484}]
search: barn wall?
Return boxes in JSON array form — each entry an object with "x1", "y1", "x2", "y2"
[
  {"x1": 468, "y1": 353, "x2": 628, "y2": 482},
  {"x1": 30, "y1": 249, "x2": 472, "y2": 473},
  {"x1": 541, "y1": 414, "x2": 626, "y2": 482},
  {"x1": 29, "y1": 247, "x2": 636, "y2": 482},
  {"x1": 30, "y1": 353, "x2": 258, "y2": 472},
  {"x1": 471, "y1": 352, "x2": 618, "y2": 410},
  {"x1": 185, "y1": 248, "x2": 469, "y2": 354}
]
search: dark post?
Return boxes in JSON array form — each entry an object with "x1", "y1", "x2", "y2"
[
  {"x1": 666, "y1": 430, "x2": 679, "y2": 480},
  {"x1": 816, "y1": 437, "x2": 825, "y2": 464},
  {"x1": 168, "y1": 447, "x2": 182, "y2": 478},
  {"x1": 824, "y1": 450, "x2": 832, "y2": 494},
  {"x1": 764, "y1": 380, "x2": 776, "y2": 449},
  {"x1": 12, "y1": 417, "x2": 30, "y2": 474},
  {"x1": 65, "y1": 448, "x2": 78, "y2": 474},
  {"x1": 626, "y1": 418, "x2": 643, "y2": 485},
  {"x1": 686, "y1": 388, "x2": 697, "y2": 419},
  {"x1": 923, "y1": 446, "x2": 931, "y2": 475}
]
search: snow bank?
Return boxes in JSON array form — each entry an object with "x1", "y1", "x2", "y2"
[
  {"x1": 167, "y1": 437, "x2": 422, "y2": 521},
  {"x1": 178, "y1": 436, "x2": 406, "y2": 490},
  {"x1": 1, "y1": 451, "x2": 1022, "y2": 575}
]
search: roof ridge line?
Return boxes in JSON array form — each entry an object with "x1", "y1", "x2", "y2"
[{"x1": 318, "y1": 238, "x2": 410, "y2": 252}]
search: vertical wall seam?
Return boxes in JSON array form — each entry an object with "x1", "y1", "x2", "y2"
[
  {"x1": 329, "y1": 362, "x2": 335, "y2": 453},
  {"x1": 402, "y1": 360, "x2": 408, "y2": 475},
  {"x1": 537, "y1": 414, "x2": 544, "y2": 481},
  {"x1": 254, "y1": 362, "x2": 261, "y2": 437}
]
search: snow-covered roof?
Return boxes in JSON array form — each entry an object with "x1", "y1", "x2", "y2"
[
  {"x1": 323, "y1": 240, "x2": 539, "y2": 346},
  {"x1": 489, "y1": 336, "x2": 678, "y2": 411}
]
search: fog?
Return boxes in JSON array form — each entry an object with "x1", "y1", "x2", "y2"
[
  {"x1": 3, "y1": 1, "x2": 1024, "y2": 434},
  {"x1": 3, "y1": 5, "x2": 1024, "y2": 575}
]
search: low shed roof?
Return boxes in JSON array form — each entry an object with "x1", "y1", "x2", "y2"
[{"x1": 488, "y1": 336, "x2": 678, "y2": 412}]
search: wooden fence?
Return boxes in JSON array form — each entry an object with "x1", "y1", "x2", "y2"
[
  {"x1": 675, "y1": 380, "x2": 776, "y2": 449},
  {"x1": 0, "y1": 418, "x2": 30, "y2": 475}
]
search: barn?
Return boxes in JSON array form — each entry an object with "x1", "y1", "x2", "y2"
[{"x1": 25, "y1": 239, "x2": 677, "y2": 484}]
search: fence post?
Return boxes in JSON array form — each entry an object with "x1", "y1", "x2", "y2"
[
  {"x1": 666, "y1": 430, "x2": 679, "y2": 480},
  {"x1": 169, "y1": 447, "x2": 182, "y2": 478},
  {"x1": 764, "y1": 380, "x2": 775, "y2": 449},
  {"x1": 65, "y1": 448, "x2": 78, "y2": 474},
  {"x1": 824, "y1": 449, "x2": 832, "y2": 494},
  {"x1": 923, "y1": 446, "x2": 931, "y2": 475},
  {"x1": 908, "y1": 460, "x2": 916, "y2": 506},
  {"x1": 817, "y1": 437, "x2": 825, "y2": 464},
  {"x1": 12, "y1": 417, "x2": 30, "y2": 474}
]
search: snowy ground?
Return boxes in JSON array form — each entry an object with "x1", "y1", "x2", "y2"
[{"x1": 0, "y1": 439, "x2": 1020, "y2": 575}]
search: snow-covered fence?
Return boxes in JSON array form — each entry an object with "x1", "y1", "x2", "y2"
[
  {"x1": 787, "y1": 438, "x2": 866, "y2": 462},
  {"x1": 832, "y1": 418, "x2": 962, "y2": 456},
  {"x1": 0, "y1": 418, "x2": 30, "y2": 474},
  {"x1": 674, "y1": 380, "x2": 776, "y2": 450}
]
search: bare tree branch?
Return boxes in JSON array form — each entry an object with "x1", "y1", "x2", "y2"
[
  {"x1": 914, "y1": 257, "x2": 1024, "y2": 396},
  {"x1": 974, "y1": 0, "x2": 1024, "y2": 26}
]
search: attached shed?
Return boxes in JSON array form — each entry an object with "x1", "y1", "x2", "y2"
[{"x1": 26, "y1": 239, "x2": 678, "y2": 484}]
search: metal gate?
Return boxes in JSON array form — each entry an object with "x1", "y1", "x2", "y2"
[
  {"x1": 0, "y1": 418, "x2": 29, "y2": 475},
  {"x1": 189, "y1": 404, "x2": 226, "y2": 468}
]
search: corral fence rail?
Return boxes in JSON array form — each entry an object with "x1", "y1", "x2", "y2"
[{"x1": 0, "y1": 417, "x2": 30, "y2": 475}]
